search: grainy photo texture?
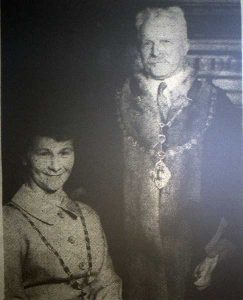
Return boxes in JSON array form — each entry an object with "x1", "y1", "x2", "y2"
[{"x1": 1, "y1": 1, "x2": 242, "y2": 299}]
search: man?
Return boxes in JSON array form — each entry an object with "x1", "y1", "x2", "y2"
[{"x1": 118, "y1": 6, "x2": 242, "y2": 300}]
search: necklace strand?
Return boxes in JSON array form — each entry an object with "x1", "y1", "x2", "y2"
[
  {"x1": 9, "y1": 201, "x2": 93, "y2": 298},
  {"x1": 120, "y1": 93, "x2": 216, "y2": 161}
]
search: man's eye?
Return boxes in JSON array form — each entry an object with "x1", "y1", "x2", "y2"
[
  {"x1": 160, "y1": 40, "x2": 171, "y2": 44},
  {"x1": 142, "y1": 41, "x2": 151, "y2": 47}
]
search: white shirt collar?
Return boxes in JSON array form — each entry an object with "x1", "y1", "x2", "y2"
[
  {"x1": 164, "y1": 69, "x2": 188, "y2": 93},
  {"x1": 146, "y1": 68, "x2": 192, "y2": 105}
]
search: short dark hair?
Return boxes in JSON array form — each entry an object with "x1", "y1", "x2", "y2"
[{"x1": 20, "y1": 113, "x2": 78, "y2": 159}]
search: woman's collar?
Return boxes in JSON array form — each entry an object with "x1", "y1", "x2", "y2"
[{"x1": 11, "y1": 184, "x2": 79, "y2": 225}]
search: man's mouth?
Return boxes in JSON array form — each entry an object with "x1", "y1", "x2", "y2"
[{"x1": 148, "y1": 59, "x2": 168, "y2": 65}]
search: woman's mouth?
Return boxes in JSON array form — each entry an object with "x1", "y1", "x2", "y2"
[{"x1": 44, "y1": 173, "x2": 64, "y2": 177}]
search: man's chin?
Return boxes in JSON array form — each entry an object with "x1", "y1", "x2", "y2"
[
  {"x1": 145, "y1": 67, "x2": 170, "y2": 80},
  {"x1": 146, "y1": 67, "x2": 180, "y2": 80},
  {"x1": 148, "y1": 72, "x2": 168, "y2": 80}
]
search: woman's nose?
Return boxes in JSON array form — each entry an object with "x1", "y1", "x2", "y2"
[{"x1": 48, "y1": 157, "x2": 62, "y2": 172}]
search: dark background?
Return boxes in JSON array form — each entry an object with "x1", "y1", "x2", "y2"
[{"x1": 2, "y1": 0, "x2": 241, "y2": 277}]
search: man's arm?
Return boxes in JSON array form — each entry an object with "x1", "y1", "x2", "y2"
[{"x1": 193, "y1": 88, "x2": 242, "y2": 291}]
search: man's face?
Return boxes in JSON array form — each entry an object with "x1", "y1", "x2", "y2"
[{"x1": 139, "y1": 17, "x2": 189, "y2": 80}]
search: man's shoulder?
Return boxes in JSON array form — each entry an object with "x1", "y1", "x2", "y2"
[
  {"x1": 192, "y1": 78, "x2": 218, "y2": 96},
  {"x1": 195, "y1": 78, "x2": 230, "y2": 101},
  {"x1": 116, "y1": 73, "x2": 149, "y2": 97},
  {"x1": 116, "y1": 77, "x2": 133, "y2": 98},
  {"x1": 193, "y1": 78, "x2": 240, "y2": 115}
]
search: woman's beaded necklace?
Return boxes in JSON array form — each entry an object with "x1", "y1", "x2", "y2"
[{"x1": 9, "y1": 200, "x2": 92, "y2": 299}]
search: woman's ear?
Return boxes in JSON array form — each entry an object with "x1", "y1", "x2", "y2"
[
  {"x1": 22, "y1": 157, "x2": 27, "y2": 166},
  {"x1": 22, "y1": 150, "x2": 31, "y2": 167}
]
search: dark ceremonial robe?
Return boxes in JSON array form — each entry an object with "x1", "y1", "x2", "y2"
[{"x1": 117, "y1": 71, "x2": 242, "y2": 300}]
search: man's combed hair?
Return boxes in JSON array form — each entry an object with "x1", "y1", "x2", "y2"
[{"x1": 135, "y1": 6, "x2": 188, "y2": 40}]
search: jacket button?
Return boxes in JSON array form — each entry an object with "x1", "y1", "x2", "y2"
[
  {"x1": 57, "y1": 211, "x2": 65, "y2": 218},
  {"x1": 68, "y1": 236, "x2": 75, "y2": 244},
  {"x1": 79, "y1": 262, "x2": 85, "y2": 270}
]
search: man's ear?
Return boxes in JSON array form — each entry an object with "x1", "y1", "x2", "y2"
[
  {"x1": 133, "y1": 47, "x2": 144, "y2": 73},
  {"x1": 184, "y1": 39, "x2": 190, "y2": 55}
]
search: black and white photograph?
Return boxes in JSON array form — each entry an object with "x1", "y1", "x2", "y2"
[{"x1": 1, "y1": 1, "x2": 242, "y2": 299}]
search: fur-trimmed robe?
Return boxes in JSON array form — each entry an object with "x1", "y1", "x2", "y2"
[{"x1": 117, "y1": 70, "x2": 242, "y2": 300}]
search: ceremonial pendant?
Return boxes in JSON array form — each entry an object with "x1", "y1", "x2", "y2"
[{"x1": 150, "y1": 160, "x2": 171, "y2": 189}]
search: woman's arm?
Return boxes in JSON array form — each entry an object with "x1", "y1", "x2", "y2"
[
  {"x1": 92, "y1": 230, "x2": 122, "y2": 300},
  {"x1": 3, "y1": 206, "x2": 27, "y2": 300},
  {"x1": 84, "y1": 208, "x2": 122, "y2": 300}
]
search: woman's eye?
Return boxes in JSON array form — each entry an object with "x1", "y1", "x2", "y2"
[
  {"x1": 38, "y1": 152, "x2": 50, "y2": 156},
  {"x1": 60, "y1": 150, "x2": 72, "y2": 156}
]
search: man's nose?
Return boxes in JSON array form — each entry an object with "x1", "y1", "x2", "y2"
[
  {"x1": 48, "y1": 157, "x2": 62, "y2": 172},
  {"x1": 151, "y1": 42, "x2": 162, "y2": 57}
]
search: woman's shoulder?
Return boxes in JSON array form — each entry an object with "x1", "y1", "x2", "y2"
[
  {"x1": 3, "y1": 203, "x2": 20, "y2": 220},
  {"x1": 67, "y1": 189, "x2": 100, "y2": 218},
  {"x1": 73, "y1": 200, "x2": 105, "y2": 234},
  {"x1": 3, "y1": 203, "x2": 27, "y2": 247},
  {"x1": 3, "y1": 203, "x2": 27, "y2": 228},
  {"x1": 75, "y1": 201, "x2": 101, "y2": 221},
  {"x1": 3, "y1": 185, "x2": 29, "y2": 221}
]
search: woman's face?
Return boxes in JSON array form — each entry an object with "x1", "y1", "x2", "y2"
[{"x1": 27, "y1": 136, "x2": 75, "y2": 193}]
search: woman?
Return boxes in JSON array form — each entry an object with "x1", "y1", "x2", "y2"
[{"x1": 3, "y1": 123, "x2": 122, "y2": 300}]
